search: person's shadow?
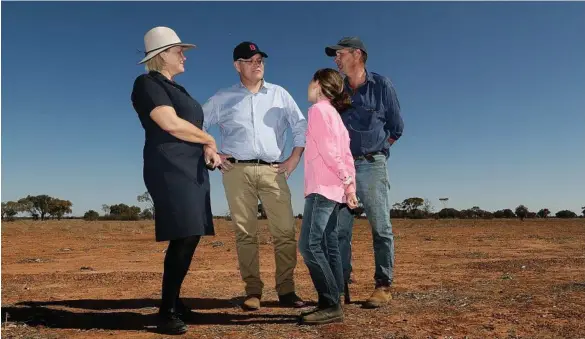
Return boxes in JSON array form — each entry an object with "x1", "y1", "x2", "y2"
[{"x1": 1, "y1": 297, "x2": 302, "y2": 333}]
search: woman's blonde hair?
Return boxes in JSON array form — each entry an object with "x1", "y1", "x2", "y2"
[{"x1": 145, "y1": 53, "x2": 166, "y2": 72}]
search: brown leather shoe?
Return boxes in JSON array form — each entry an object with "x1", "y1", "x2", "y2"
[
  {"x1": 242, "y1": 294, "x2": 261, "y2": 311},
  {"x1": 278, "y1": 292, "x2": 305, "y2": 308},
  {"x1": 363, "y1": 286, "x2": 392, "y2": 309}
]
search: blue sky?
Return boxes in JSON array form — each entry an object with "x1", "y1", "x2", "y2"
[{"x1": 2, "y1": 2, "x2": 584, "y2": 216}]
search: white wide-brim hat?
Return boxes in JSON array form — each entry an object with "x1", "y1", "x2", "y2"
[{"x1": 138, "y1": 26, "x2": 196, "y2": 64}]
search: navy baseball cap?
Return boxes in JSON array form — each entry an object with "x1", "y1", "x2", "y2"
[
  {"x1": 233, "y1": 41, "x2": 268, "y2": 61},
  {"x1": 325, "y1": 37, "x2": 367, "y2": 57}
]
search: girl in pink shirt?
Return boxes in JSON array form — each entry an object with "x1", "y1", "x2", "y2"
[{"x1": 298, "y1": 68, "x2": 358, "y2": 325}]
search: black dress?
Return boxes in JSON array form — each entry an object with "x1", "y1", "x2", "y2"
[{"x1": 131, "y1": 71, "x2": 214, "y2": 241}]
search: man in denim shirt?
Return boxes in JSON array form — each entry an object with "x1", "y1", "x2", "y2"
[{"x1": 325, "y1": 37, "x2": 404, "y2": 309}]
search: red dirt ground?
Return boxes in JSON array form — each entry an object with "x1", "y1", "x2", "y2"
[{"x1": 2, "y1": 218, "x2": 585, "y2": 338}]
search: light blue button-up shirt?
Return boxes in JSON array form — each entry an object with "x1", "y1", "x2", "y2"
[{"x1": 202, "y1": 81, "x2": 307, "y2": 163}]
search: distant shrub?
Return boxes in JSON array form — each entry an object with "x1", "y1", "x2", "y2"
[
  {"x1": 83, "y1": 210, "x2": 100, "y2": 221},
  {"x1": 556, "y1": 210, "x2": 577, "y2": 218}
]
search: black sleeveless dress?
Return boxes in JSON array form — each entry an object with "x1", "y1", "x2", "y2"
[{"x1": 131, "y1": 71, "x2": 214, "y2": 241}]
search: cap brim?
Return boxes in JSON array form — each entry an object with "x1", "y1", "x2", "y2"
[
  {"x1": 325, "y1": 45, "x2": 344, "y2": 57},
  {"x1": 138, "y1": 43, "x2": 196, "y2": 64},
  {"x1": 234, "y1": 51, "x2": 268, "y2": 61}
]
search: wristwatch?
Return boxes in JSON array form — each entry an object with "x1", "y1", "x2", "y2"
[{"x1": 342, "y1": 176, "x2": 353, "y2": 185}]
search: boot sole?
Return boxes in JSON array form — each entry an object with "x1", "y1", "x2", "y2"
[
  {"x1": 300, "y1": 308, "x2": 320, "y2": 317},
  {"x1": 241, "y1": 304, "x2": 260, "y2": 311},
  {"x1": 300, "y1": 315, "x2": 344, "y2": 325},
  {"x1": 362, "y1": 301, "x2": 385, "y2": 309},
  {"x1": 157, "y1": 325, "x2": 188, "y2": 335}
]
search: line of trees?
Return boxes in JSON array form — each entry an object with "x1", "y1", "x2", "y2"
[
  {"x1": 378, "y1": 198, "x2": 584, "y2": 220},
  {"x1": 1, "y1": 195, "x2": 73, "y2": 221},
  {"x1": 2, "y1": 194, "x2": 584, "y2": 222},
  {"x1": 1, "y1": 192, "x2": 156, "y2": 222}
]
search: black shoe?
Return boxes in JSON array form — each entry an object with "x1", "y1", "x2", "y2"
[
  {"x1": 300, "y1": 304, "x2": 343, "y2": 325},
  {"x1": 278, "y1": 292, "x2": 305, "y2": 308},
  {"x1": 176, "y1": 298, "x2": 195, "y2": 320},
  {"x1": 157, "y1": 311, "x2": 188, "y2": 335}
]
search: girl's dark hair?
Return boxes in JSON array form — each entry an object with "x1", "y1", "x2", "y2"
[{"x1": 312, "y1": 68, "x2": 352, "y2": 114}]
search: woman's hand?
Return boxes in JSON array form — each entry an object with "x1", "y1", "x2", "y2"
[
  {"x1": 204, "y1": 145, "x2": 222, "y2": 169},
  {"x1": 346, "y1": 192, "x2": 358, "y2": 209}
]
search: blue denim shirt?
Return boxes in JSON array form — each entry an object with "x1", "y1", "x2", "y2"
[{"x1": 341, "y1": 69, "x2": 404, "y2": 157}]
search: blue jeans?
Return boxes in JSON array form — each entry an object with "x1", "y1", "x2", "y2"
[
  {"x1": 338, "y1": 154, "x2": 395, "y2": 286},
  {"x1": 299, "y1": 193, "x2": 344, "y2": 307}
]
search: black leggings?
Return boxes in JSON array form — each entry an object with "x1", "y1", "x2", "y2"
[{"x1": 160, "y1": 235, "x2": 201, "y2": 312}]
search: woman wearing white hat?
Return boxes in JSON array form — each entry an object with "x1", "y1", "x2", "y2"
[{"x1": 131, "y1": 26, "x2": 221, "y2": 335}]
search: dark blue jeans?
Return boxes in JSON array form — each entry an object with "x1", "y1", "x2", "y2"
[
  {"x1": 338, "y1": 154, "x2": 395, "y2": 286},
  {"x1": 299, "y1": 193, "x2": 344, "y2": 307}
]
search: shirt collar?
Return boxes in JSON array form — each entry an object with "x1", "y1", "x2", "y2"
[
  {"x1": 238, "y1": 79, "x2": 271, "y2": 93},
  {"x1": 149, "y1": 70, "x2": 187, "y2": 91},
  {"x1": 344, "y1": 68, "x2": 375, "y2": 91}
]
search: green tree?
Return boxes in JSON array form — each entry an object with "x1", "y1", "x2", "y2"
[
  {"x1": 109, "y1": 203, "x2": 141, "y2": 220},
  {"x1": 137, "y1": 191, "x2": 155, "y2": 220},
  {"x1": 18, "y1": 195, "x2": 53, "y2": 220},
  {"x1": 515, "y1": 205, "x2": 529, "y2": 221},
  {"x1": 582, "y1": 206, "x2": 585, "y2": 217},
  {"x1": 494, "y1": 209, "x2": 515, "y2": 218},
  {"x1": 2, "y1": 201, "x2": 21, "y2": 221},
  {"x1": 556, "y1": 210, "x2": 577, "y2": 218},
  {"x1": 537, "y1": 208, "x2": 550, "y2": 218},
  {"x1": 438, "y1": 208, "x2": 460, "y2": 219},
  {"x1": 83, "y1": 210, "x2": 100, "y2": 221},
  {"x1": 48, "y1": 198, "x2": 73, "y2": 220},
  {"x1": 401, "y1": 197, "x2": 424, "y2": 215}
]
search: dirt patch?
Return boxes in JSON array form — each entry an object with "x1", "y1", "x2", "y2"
[{"x1": 2, "y1": 218, "x2": 585, "y2": 338}]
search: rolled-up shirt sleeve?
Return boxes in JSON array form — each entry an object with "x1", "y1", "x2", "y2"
[
  {"x1": 282, "y1": 89, "x2": 307, "y2": 147},
  {"x1": 383, "y1": 79, "x2": 404, "y2": 141}
]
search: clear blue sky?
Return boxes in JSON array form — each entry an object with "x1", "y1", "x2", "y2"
[{"x1": 2, "y1": 2, "x2": 584, "y2": 216}]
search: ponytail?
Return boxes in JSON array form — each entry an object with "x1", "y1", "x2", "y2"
[{"x1": 330, "y1": 91, "x2": 352, "y2": 114}]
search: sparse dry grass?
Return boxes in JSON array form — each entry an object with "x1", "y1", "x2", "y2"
[{"x1": 2, "y1": 218, "x2": 585, "y2": 338}]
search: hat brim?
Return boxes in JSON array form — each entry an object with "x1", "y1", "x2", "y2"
[
  {"x1": 138, "y1": 43, "x2": 196, "y2": 64},
  {"x1": 325, "y1": 45, "x2": 345, "y2": 57},
  {"x1": 234, "y1": 51, "x2": 268, "y2": 61}
]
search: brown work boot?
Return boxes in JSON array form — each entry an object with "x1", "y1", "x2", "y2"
[
  {"x1": 363, "y1": 285, "x2": 392, "y2": 309},
  {"x1": 300, "y1": 304, "x2": 343, "y2": 325},
  {"x1": 242, "y1": 294, "x2": 261, "y2": 311}
]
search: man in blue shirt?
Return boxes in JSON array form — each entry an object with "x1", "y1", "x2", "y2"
[
  {"x1": 325, "y1": 37, "x2": 404, "y2": 309},
  {"x1": 202, "y1": 41, "x2": 307, "y2": 311}
]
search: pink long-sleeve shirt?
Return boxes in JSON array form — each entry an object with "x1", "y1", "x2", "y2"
[{"x1": 304, "y1": 100, "x2": 356, "y2": 204}]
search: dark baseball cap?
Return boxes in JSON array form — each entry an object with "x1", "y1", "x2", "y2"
[
  {"x1": 233, "y1": 41, "x2": 268, "y2": 61},
  {"x1": 325, "y1": 37, "x2": 367, "y2": 57}
]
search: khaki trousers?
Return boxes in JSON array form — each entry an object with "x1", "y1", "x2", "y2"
[{"x1": 222, "y1": 163, "x2": 297, "y2": 296}]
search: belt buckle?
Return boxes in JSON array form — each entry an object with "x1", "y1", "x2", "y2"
[{"x1": 364, "y1": 153, "x2": 376, "y2": 163}]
